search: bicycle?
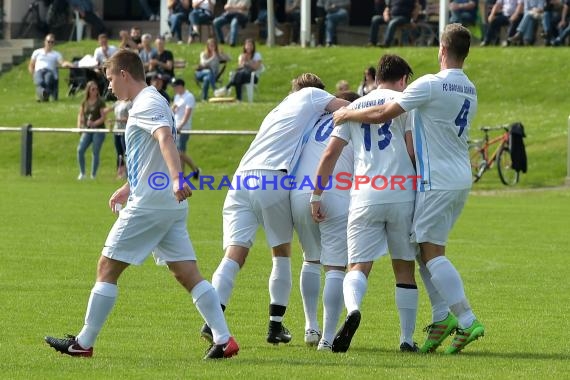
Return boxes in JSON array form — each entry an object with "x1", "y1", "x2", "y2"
[
  {"x1": 17, "y1": 0, "x2": 48, "y2": 39},
  {"x1": 468, "y1": 125, "x2": 520, "y2": 185}
]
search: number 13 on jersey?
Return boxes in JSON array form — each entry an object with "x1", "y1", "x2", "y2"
[{"x1": 361, "y1": 121, "x2": 393, "y2": 151}]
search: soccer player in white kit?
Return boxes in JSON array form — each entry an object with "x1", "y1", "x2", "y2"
[
  {"x1": 201, "y1": 73, "x2": 349, "y2": 345},
  {"x1": 45, "y1": 50, "x2": 239, "y2": 360},
  {"x1": 311, "y1": 55, "x2": 420, "y2": 353},
  {"x1": 290, "y1": 91, "x2": 359, "y2": 351},
  {"x1": 333, "y1": 24, "x2": 485, "y2": 355}
]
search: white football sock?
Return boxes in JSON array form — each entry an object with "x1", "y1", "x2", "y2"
[
  {"x1": 76, "y1": 282, "x2": 117, "y2": 349},
  {"x1": 343, "y1": 270, "x2": 367, "y2": 313},
  {"x1": 300, "y1": 262, "x2": 321, "y2": 331},
  {"x1": 395, "y1": 285, "x2": 418, "y2": 346},
  {"x1": 268, "y1": 257, "x2": 292, "y2": 322},
  {"x1": 417, "y1": 258, "x2": 449, "y2": 322},
  {"x1": 322, "y1": 270, "x2": 345, "y2": 343},
  {"x1": 426, "y1": 256, "x2": 476, "y2": 328},
  {"x1": 192, "y1": 280, "x2": 230, "y2": 345},
  {"x1": 211, "y1": 257, "x2": 240, "y2": 307}
]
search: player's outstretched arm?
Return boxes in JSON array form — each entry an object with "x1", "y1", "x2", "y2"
[
  {"x1": 333, "y1": 102, "x2": 406, "y2": 126},
  {"x1": 154, "y1": 126, "x2": 192, "y2": 202},
  {"x1": 311, "y1": 136, "x2": 347, "y2": 223}
]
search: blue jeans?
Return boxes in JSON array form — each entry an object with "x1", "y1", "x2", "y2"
[
  {"x1": 517, "y1": 13, "x2": 541, "y2": 44},
  {"x1": 195, "y1": 68, "x2": 216, "y2": 100},
  {"x1": 77, "y1": 132, "x2": 106, "y2": 176},
  {"x1": 213, "y1": 12, "x2": 248, "y2": 46},
  {"x1": 384, "y1": 16, "x2": 409, "y2": 46},
  {"x1": 33, "y1": 68, "x2": 58, "y2": 100},
  {"x1": 169, "y1": 12, "x2": 187, "y2": 41},
  {"x1": 369, "y1": 14, "x2": 386, "y2": 45},
  {"x1": 189, "y1": 9, "x2": 213, "y2": 27},
  {"x1": 325, "y1": 8, "x2": 349, "y2": 44}
]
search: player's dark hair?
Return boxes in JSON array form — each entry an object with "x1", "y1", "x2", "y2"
[
  {"x1": 104, "y1": 49, "x2": 146, "y2": 82},
  {"x1": 335, "y1": 91, "x2": 360, "y2": 102},
  {"x1": 376, "y1": 54, "x2": 413, "y2": 84},
  {"x1": 291, "y1": 73, "x2": 325, "y2": 92},
  {"x1": 441, "y1": 23, "x2": 471, "y2": 61}
]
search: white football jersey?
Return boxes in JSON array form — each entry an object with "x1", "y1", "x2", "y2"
[
  {"x1": 398, "y1": 69, "x2": 477, "y2": 191},
  {"x1": 333, "y1": 88, "x2": 416, "y2": 209},
  {"x1": 292, "y1": 112, "x2": 353, "y2": 197},
  {"x1": 236, "y1": 87, "x2": 334, "y2": 173},
  {"x1": 173, "y1": 90, "x2": 195, "y2": 130},
  {"x1": 125, "y1": 86, "x2": 185, "y2": 210}
]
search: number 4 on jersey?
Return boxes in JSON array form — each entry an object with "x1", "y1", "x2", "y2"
[{"x1": 455, "y1": 99, "x2": 470, "y2": 137}]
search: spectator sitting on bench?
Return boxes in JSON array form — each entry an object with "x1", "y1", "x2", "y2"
[
  {"x1": 168, "y1": 0, "x2": 191, "y2": 44},
  {"x1": 368, "y1": 0, "x2": 388, "y2": 46},
  {"x1": 449, "y1": 0, "x2": 479, "y2": 26},
  {"x1": 149, "y1": 37, "x2": 175, "y2": 87},
  {"x1": 285, "y1": 0, "x2": 302, "y2": 43},
  {"x1": 508, "y1": 0, "x2": 546, "y2": 45},
  {"x1": 139, "y1": 33, "x2": 158, "y2": 76},
  {"x1": 188, "y1": 0, "x2": 216, "y2": 43},
  {"x1": 380, "y1": 0, "x2": 420, "y2": 47},
  {"x1": 215, "y1": 38, "x2": 262, "y2": 101},
  {"x1": 213, "y1": 0, "x2": 251, "y2": 47},
  {"x1": 322, "y1": 0, "x2": 351, "y2": 46},
  {"x1": 552, "y1": 0, "x2": 570, "y2": 45},
  {"x1": 480, "y1": 0, "x2": 523, "y2": 46},
  {"x1": 29, "y1": 33, "x2": 72, "y2": 102}
]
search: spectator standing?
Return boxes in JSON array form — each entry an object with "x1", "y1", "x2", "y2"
[
  {"x1": 76, "y1": 81, "x2": 107, "y2": 180},
  {"x1": 28, "y1": 33, "x2": 72, "y2": 102},
  {"x1": 172, "y1": 79, "x2": 201, "y2": 177},
  {"x1": 111, "y1": 99, "x2": 132, "y2": 179}
]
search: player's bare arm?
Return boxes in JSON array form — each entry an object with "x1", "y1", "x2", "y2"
[
  {"x1": 325, "y1": 98, "x2": 350, "y2": 113},
  {"x1": 333, "y1": 102, "x2": 406, "y2": 126},
  {"x1": 153, "y1": 126, "x2": 192, "y2": 202},
  {"x1": 109, "y1": 182, "x2": 130, "y2": 211},
  {"x1": 310, "y1": 136, "x2": 347, "y2": 223}
]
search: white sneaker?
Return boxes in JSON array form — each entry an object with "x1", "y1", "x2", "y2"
[
  {"x1": 77, "y1": 173, "x2": 85, "y2": 180},
  {"x1": 275, "y1": 27, "x2": 284, "y2": 37},
  {"x1": 304, "y1": 329, "x2": 321, "y2": 346},
  {"x1": 214, "y1": 88, "x2": 228, "y2": 97},
  {"x1": 317, "y1": 339, "x2": 332, "y2": 352}
]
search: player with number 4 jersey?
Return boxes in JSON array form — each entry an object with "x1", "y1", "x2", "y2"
[{"x1": 332, "y1": 24, "x2": 485, "y2": 355}]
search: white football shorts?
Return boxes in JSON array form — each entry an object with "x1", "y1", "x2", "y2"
[
  {"x1": 410, "y1": 189, "x2": 470, "y2": 246},
  {"x1": 223, "y1": 169, "x2": 293, "y2": 249},
  {"x1": 347, "y1": 201, "x2": 418, "y2": 264},
  {"x1": 102, "y1": 206, "x2": 196, "y2": 265},
  {"x1": 291, "y1": 192, "x2": 349, "y2": 267}
]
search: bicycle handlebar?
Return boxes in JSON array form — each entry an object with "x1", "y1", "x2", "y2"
[{"x1": 479, "y1": 125, "x2": 510, "y2": 132}]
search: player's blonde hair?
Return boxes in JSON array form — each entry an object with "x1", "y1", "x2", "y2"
[
  {"x1": 291, "y1": 73, "x2": 325, "y2": 92},
  {"x1": 441, "y1": 23, "x2": 471, "y2": 62}
]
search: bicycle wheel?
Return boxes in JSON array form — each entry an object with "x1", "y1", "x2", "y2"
[
  {"x1": 497, "y1": 144, "x2": 519, "y2": 185},
  {"x1": 468, "y1": 141, "x2": 486, "y2": 182}
]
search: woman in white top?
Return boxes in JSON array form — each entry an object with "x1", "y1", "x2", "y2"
[{"x1": 215, "y1": 38, "x2": 262, "y2": 101}]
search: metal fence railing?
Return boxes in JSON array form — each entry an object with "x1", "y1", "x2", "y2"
[{"x1": 0, "y1": 125, "x2": 258, "y2": 176}]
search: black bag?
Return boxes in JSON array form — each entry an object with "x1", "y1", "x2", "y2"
[{"x1": 509, "y1": 122, "x2": 527, "y2": 173}]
